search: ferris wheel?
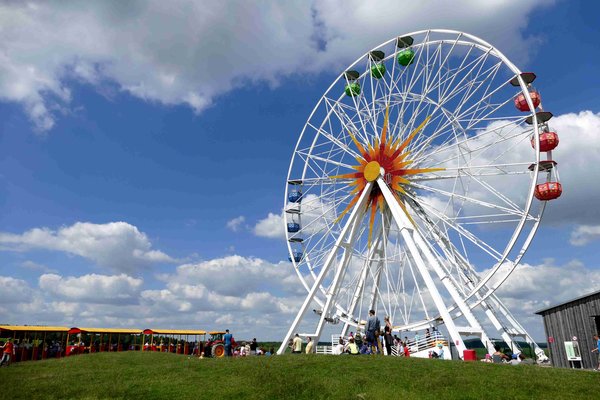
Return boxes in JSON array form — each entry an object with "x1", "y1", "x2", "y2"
[{"x1": 278, "y1": 30, "x2": 561, "y2": 358}]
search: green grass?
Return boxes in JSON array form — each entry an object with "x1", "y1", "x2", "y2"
[{"x1": 0, "y1": 352, "x2": 597, "y2": 400}]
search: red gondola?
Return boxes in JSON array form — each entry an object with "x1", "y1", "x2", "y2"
[
  {"x1": 534, "y1": 182, "x2": 562, "y2": 201},
  {"x1": 515, "y1": 91, "x2": 541, "y2": 112},
  {"x1": 531, "y1": 131, "x2": 559, "y2": 152}
]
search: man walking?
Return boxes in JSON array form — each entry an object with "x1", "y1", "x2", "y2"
[
  {"x1": 366, "y1": 309, "x2": 381, "y2": 354},
  {"x1": 223, "y1": 329, "x2": 233, "y2": 357}
]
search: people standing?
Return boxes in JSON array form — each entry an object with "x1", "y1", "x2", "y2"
[
  {"x1": 250, "y1": 338, "x2": 258, "y2": 355},
  {"x1": 0, "y1": 339, "x2": 14, "y2": 367},
  {"x1": 223, "y1": 329, "x2": 233, "y2": 357},
  {"x1": 292, "y1": 334, "x2": 303, "y2": 354},
  {"x1": 592, "y1": 334, "x2": 600, "y2": 370},
  {"x1": 366, "y1": 309, "x2": 381, "y2": 354},
  {"x1": 305, "y1": 337, "x2": 314, "y2": 354},
  {"x1": 384, "y1": 316, "x2": 393, "y2": 333},
  {"x1": 384, "y1": 325, "x2": 394, "y2": 356}
]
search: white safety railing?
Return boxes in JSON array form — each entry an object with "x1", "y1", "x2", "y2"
[{"x1": 316, "y1": 345, "x2": 333, "y2": 354}]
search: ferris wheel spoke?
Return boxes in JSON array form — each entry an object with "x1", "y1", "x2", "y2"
[
  {"x1": 409, "y1": 181, "x2": 524, "y2": 216},
  {"x1": 409, "y1": 72, "x2": 509, "y2": 161},
  {"x1": 306, "y1": 121, "x2": 363, "y2": 160},
  {"x1": 410, "y1": 114, "x2": 520, "y2": 162},
  {"x1": 444, "y1": 57, "x2": 503, "y2": 118},
  {"x1": 324, "y1": 97, "x2": 371, "y2": 146},
  {"x1": 462, "y1": 169, "x2": 525, "y2": 213},
  {"x1": 437, "y1": 47, "x2": 493, "y2": 106},
  {"x1": 299, "y1": 152, "x2": 355, "y2": 170},
  {"x1": 411, "y1": 167, "x2": 530, "y2": 182},
  {"x1": 407, "y1": 193, "x2": 503, "y2": 261},
  {"x1": 412, "y1": 120, "x2": 531, "y2": 169}
]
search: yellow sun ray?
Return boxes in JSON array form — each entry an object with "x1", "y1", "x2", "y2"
[{"x1": 347, "y1": 131, "x2": 367, "y2": 158}]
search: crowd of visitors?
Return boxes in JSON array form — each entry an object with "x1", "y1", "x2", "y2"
[{"x1": 0, "y1": 338, "x2": 64, "y2": 364}]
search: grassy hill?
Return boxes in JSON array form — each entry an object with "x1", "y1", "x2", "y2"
[{"x1": 0, "y1": 352, "x2": 597, "y2": 400}]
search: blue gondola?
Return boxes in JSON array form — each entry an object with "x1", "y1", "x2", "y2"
[
  {"x1": 287, "y1": 222, "x2": 300, "y2": 233},
  {"x1": 288, "y1": 252, "x2": 303, "y2": 263},
  {"x1": 288, "y1": 190, "x2": 302, "y2": 203}
]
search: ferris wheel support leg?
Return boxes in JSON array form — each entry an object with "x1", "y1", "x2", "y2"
[
  {"x1": 409, "y1": 226, "x2": 496, "y2": 355},
  {"x1": 485, "y1": 294, "x2": 548, "y2": 361},
  {"x1": 341, "y1": 226, "x2": 385, "y2": 337},
  {"x1": 277, "y1": 182, "x2": 373, "y2": 355},
  {"x1": 369, "y1": 258, "x2": 385, "y2": 314},
  {"x1": 341, "y1": 222, "x2": 389, "y2": 337},
  {"x1": 377, "y1": 178, "x2": 468, "y2": 358},
  {"x1": 312, "y1": 213, "x2": 365, "y2": 345}
]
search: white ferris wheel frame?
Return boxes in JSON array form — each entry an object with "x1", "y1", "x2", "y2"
[{"x1": 279, "y1": 29, "x2": 550, "y2": 360}]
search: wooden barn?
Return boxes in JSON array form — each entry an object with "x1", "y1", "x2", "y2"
[{"x1": 535, "y1": 289, "x2": 600, "y2": 369}]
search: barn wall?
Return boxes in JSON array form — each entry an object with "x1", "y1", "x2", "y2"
[{"x1": 539, "y1": 293, "x2": 600, "y2": 369}]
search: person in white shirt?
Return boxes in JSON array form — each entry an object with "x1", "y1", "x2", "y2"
[{"x1": 333, "y1": 338, "x2": 345, "y2": 355}]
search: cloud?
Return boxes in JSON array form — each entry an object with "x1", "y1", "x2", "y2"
[
  {"x1": 254, "y1": 193, "x2": 334, "y2": 240},
  {"x1": 253, "y1": 212, "x2": 285, "y2": 239},
  {"x1": 20, "y1": 260, "x2": 57, "y2": 274},
  {"x1": 0, "y1": 276, "x2": 34, "y2": 303},
  {"x1": 0, "y1": 254, "x2": 303, "y2": 339},
  {"x1": 2, "y1": 252, "x2": 599, "y2": 341},
  {"x1": 226, "y1": 216, "x2": 246, "y2": 232},
  {"x1": 0, "y1": 0, "x2": 553, "y2": 131},
  {"x1": 539, "y1": 111, "x2": 600, "y2": 225},
  {"x1": 0, "y1": 221, "x2": 176, "y2": 273},
  {"x1": 168, "y1": 255, "x2": 300, "y2": 297},
  {"x1": 569, "y1": 225, "x2": 600, "y2": 246},
  {"x1": 39, "y1": 273, "x2": 143, "y2": 304}
]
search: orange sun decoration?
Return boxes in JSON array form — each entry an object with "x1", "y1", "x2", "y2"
[{"x1": 330, "y1": 107, "x2": 443, "y2": 244}]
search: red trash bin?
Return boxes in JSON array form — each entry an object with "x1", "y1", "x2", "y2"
[{"x1": 463, "y1": 349, "x2": 477, "y2": 361}]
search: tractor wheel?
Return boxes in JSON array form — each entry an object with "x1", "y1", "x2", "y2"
[{"x1": 212, "y1": 344, "x2": 225, "y2": 358}]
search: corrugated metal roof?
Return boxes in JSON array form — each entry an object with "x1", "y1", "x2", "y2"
[
  {"x1": 534, "y1": 289, "x2": 600, "y2": 315},
  {"x1": 0, "y1": 325, "x2": 69, "y2": 332}
]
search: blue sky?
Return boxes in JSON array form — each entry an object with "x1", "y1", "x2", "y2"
[{"x1": 1, "y1": 0, "x2": 599, "y2": 341}]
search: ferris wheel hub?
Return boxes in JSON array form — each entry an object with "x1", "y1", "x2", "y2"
[{"x1": 363, "y1": 161, "x2": 381, "y2": 182}]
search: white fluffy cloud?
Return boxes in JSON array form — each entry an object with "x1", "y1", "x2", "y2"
[
  {"x1": 570, "y1": 225, "x2": 600, "y2": 246},
  {"x1": 0, "y1": 254, "x2": 303, "y2": 339},
  {"x1": 2, "y1": 254, "x2": 599, "y2": 341},
  {"x1": 494, "y1": 259, "x2": 600, "y2": 337},
  {"x1": 0, "y1": 276, "x2": 34, "y2": 303},
  {"x1": 167, "y1": 255, "x2": 300, "y2": 297},
  {"x1": 0, "y1": 0, "x2": 552, "y2": 131},
  {"x1": 0, "y1": 221, "x2": 175, "y2": 273},
  {"x1": 39, "y1": 273, "x2": 143, "y2": 304},
  {"x1": 253, "y1": 212, "x2": 285, "y2": 239},
  {"x1": 540, "y1": 111, "x2": 600, "y2": 225},
  {"x1": 226, "y1": 216, "x2": 246, "y2": 232}
]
